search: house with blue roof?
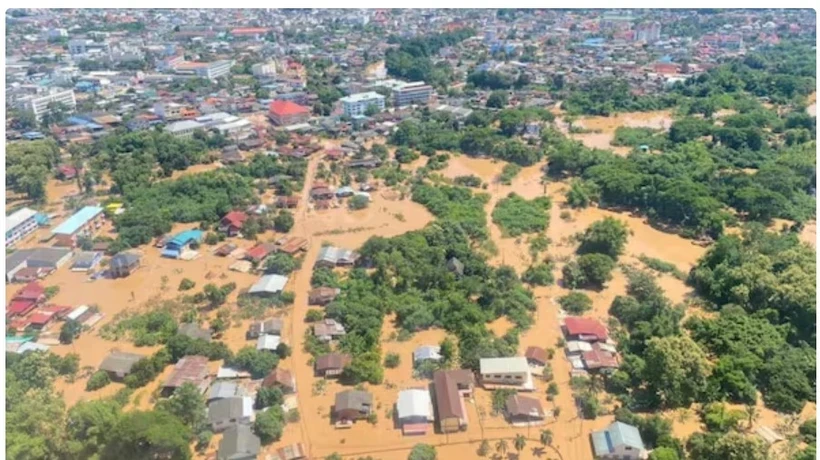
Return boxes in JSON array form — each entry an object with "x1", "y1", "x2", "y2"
[
  {"x1": 591, "y1": 421, "x2": 647, "y2": 459},
  {"x1": 51, "y1": 206, "x2": 105, "y2": 247},
  {"x1": 162, "y1": 229, "x2": 204, "y2": 259}
]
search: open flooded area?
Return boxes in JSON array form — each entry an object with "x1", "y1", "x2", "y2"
[{"x1": 5, "y1": 9, "x2": 816, "y2": 460}]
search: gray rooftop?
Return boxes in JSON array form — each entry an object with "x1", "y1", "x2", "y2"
[{"x1": 218, "y1": 424, "x2": 261, "y2": 460}]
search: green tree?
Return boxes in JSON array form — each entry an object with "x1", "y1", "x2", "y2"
[
  {"x1": 486, "y1": 90, "x2": 509, "y2": 108},
  {"x1": 558, "y1": 291, "x2": 593, "y2": 314},
  {"x1": 577, "y1": 217, "x2": 629, "y2": 259},
  {"x1": 384, "y1": 352, "x2": 401, "y2": 369},
  {"x1": 342, "y1": 351, "x2": 384, "y2": 385},
  {"x1": 495, "y1": 439, "x2": 508, "y2": 456},
  {"x1": 649, "y1": 447, "x2": 681, "y2": 460},
  {"x1": 264, "y1": 253, "x2": 299, "y2": 275},
  {"x1": 349, "y1": 195, "x2": 370, "y2": 210},
  {"x1": 255, "y1": 386, "x2": 284, "y2": 409},
  {"x1": 540, "y1": 429, "x2": 553, "y2": 447},
  {"x1": 273, "y1": 211, "x2": 294, "y2": 233},
  {"x1": 228, "y1": 347, "x2": 279, "y2": 379},
  {"x1": 253, "y1": 406, "x2": 285, "y2": 444},
  {"x1": 408, "y1": 443, "x2": 437, "y2": 460},
  {"x1": 155, "y1": 383, "x2": 207, "y2": 433},
  {"x1": 102, "y1": 410, "x2": 192, "y2": 460},
  {"x1": 85, "y1": 370, "x2": 112, "y2": 391},
  {"x1": 60, "y1": 319, "x2": 83, "y2": 344},
  {"x1": 644, "y1": 335, "x2": 712, "y2": 408}
]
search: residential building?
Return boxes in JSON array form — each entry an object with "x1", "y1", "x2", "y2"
[
  {"x1": 634, "y1": 21, "x2": 661, "y2": 42},
  {"x1": 591, "y1": 421, "x2": 648, "y2": 459},
  {"x1": 6, "y1": 282, "x2": 46, "y2": 318},
  {"x1": 413, "y1": 345, "x2": 442, "y2": 364},
  {"x1": 51, "y1": 206, "x2": 105, "y2": 247},
  {"x1": 262, "y1": 368, "x2": 296, "y2": 394},
  {"x1": 268, "y1": 443, "x2": 307, "y2": 460},
  {"x1": 178, "y1": 322, "x2": 212, "y2": 341},
  {"x1": 340, "y1": 91, "x2": 386, "y2": 117},
  {"x1": 315, "y1": 352, "x2": 351, "y2": 377},
  {"x1": 165, "y1": 119, "x2": 204, "y2": 138},
  {"x1": 563, "y1": 316, "x2": 609, "y2": 342},
  {"x1": 446, "y1": 257, "x2": 464, "y2": 277},
  {"x1": 248, "y1": 274, "x2": 289, "y2": 296},
  {"x1": 308, "y1": 287, "x2": 340, "y2": 306},
  {"x1": 153, "y1": 102, "x2": 185, "y2": 120},
  {"x1": 109, "y1": 252, "x2": 141, "y2": 278},
  {"x1": 244, "y1": 243, "x2": 277, "y2": 264},
  {"x1": 217, "y1": 424, "x2": 261, "y2": 460},
  {"x1": 393, "y1": 81, "x2": 433, "y2": 107},
  {"x1": 209, "y1": 381, "x2": 239, "y2": 402},
  {"x1": 6, "y1": 207, "x2": 39, "y2": 247},
  {"x1": 479, "y1": 357, "x2": 534, "y2": 390},
  {"x1": 99, "y1": 351, "x2": 146, "y2": 380},
  {"x1": 162, "y1": 355, "x2": 210, "y2": 396},
  {"x1": 396, "y1": 388, "x2": 434, "y2": 435},
  {"x1": 524, "y1": 346, "x2": 548, "y2": 367},
  {"x1": 313, "y1": 318, "x2": 346, "y2": 342},
  {"x1": 208, "y1": 396, "x2": 255, "y2": 432},
  {"x1": 315, "y1": 246, "x2": 358, "y2": 268},
  {"x1": 162, "y1": 229, "x2": 203, "y2": 259},
  {"x1": 219, "y1": 211, "x2": 249, "y2": 236},
  {"x1": 333, "y1": 390, "x2": 373, "y2": 423},
  {"x1": 174, "y1": 60, "x2": 233, "y2": 80},
  {"x1": 432, "y1": 369, "x2": 474, "y2": 433},
  {"x1": 505, "y1": 394, "x2": 547, "y2": 426},
  {"x1": 256, "y1": 334, "x2": 282, "y2": 352},
  {"x1": 68, "y1": 38, "x2": 110, "y2": 56},
  {"x1": 70, "y1": 251, "x2": 103, "y2": 272},
  {"x1": 5, "y1": 247, "x2": 73, "y2": 282},
  {"x1": 246, "y1": 318, "x2": 284, "y2": 339},
  {"x1": 269, "y1": 100, "x2": 311, "y2": 126},
  {"x1": 252, "y1": 62, "x2": 277, "y2": 77},
  {"x1": 19, "y1": 89, "x2": 77, "y2": 121},
  {"x1": 582, "y1": 343, "x2": 620, "y2": 374}
]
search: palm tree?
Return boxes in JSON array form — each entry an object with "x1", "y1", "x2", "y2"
[
  {"x1": 496, "y1": 439, "x2": 508, "y2": 457},
  {"x1": 540, "y1": 174, "x2": 549, "y2": 195},
  {"x1": 513, "y1": 434, "x2": 526, "y2": 455},
  {"x1": 540, "y1": 429, "x2": 553, "y2": 447}
]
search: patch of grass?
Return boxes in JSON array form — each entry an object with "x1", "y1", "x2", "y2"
[
  {"x1": 492, "y1": 193, "x2": 551, "y2": 237},
  {"x1": 638, "y1": 254, "x2": 687, "y2": 280}
]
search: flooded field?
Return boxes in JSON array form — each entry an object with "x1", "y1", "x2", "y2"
[{"x1": 554, "y1": 110, "x2": 674, "y2": 155}]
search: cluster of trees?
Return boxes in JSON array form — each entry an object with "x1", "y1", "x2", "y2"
[
  {"x1": 563, "y1": 77, "x2": 679, "y2": 116},
  {"x1": 412, "y1": 184, "x2": 490, "y2": 240},
  {"x1": 685, "y1": 226, "x2": 815, "y2": 413},
  {"x1": 99, "y1": 308, "x2": 178, "y2": 346},
  {"x1": 385, "y1": 28, "x2": 474, "y2": 88},
  {"x1": 547, "y1": 129, "x2": 815, "y2": 238},
  {"x1": 389, "y1": 109, "x2": 546, "y2": 166},
  {"x1": 491, "y1": 193, "x2": 551, "y2": 237},
  {"x1": 332, "y1": 220, "x2": 535, "y2": 378},
  {"x1": 562, "y1": 217, "x2": 628, "y2": 289},
  {"x1": 6, "y1": 139, "x2": 61, "y2": 200},
  {"x1": 113, "y1": 170, "x2": 256, "y2": 249},
  {"x1": 7, "y1": 350, "x2": 197, "y2": 459},
  {"x1": 467, "y1": 70, "x2": 530, "y2": 90}
]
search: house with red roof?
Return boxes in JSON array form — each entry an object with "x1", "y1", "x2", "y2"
[
  {"x1": 28, "y1": 311, "x2": 56, "y2": 329},
  {"x1": 269, "y1": 100, "x2": 311, "y2": 127},
  {"x1": 244, "y1": 243, "x2": 277, "y2": 264},
  {"x1": 219, "y1": 211, "x2": 249, "y2": 237},
  {"x1": 6, "y1": 282, "x2": 46, "y2": 319},
  {"x1": 582, "y1": 344, "x2": 620, "y2": 374},
  {"x1": 562, "y1": 316, "x2": 608, "y2": 342}
]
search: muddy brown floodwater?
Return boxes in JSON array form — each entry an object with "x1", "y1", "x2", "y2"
[
  {"x1": 554, "y1": 110, "x2": 674, "y2": 155},
  {"x1": 21, "y1": 122, "x2": 816, "y2": 459}
]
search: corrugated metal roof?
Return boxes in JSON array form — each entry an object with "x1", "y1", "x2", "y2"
[
  {"x1": 479, "y1": 357, "x2": 529, "y2": 375},
  {"x1": 52, "y1": 206, "x2": 103, "y2": 236},
  {"x1": 6, "y1": 207, "x2": 37, "y2": 231},
  {"x1": 397, "y1": 389, "x2": 432, "y2": 420},
  {"x1": 248, "y1": 274, "x2": 289, "y2": 294}
]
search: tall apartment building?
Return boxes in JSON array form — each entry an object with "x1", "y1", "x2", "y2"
[
  {"x1": 393, "y1": 82, "x2": 433, "y2": 107},
  {"x1": 634, "y1": 21, "x2": 661, "y2": 42},
  {"x1": 20, "y1": 89, "x2": 77, "y2": 121},
  {"x1": 340, "y1": 92, "x2": 385, "y2": 117},
  {"x1": 252, "y1": 62, "x2": 277, "y2": 78},
  {"x1": 6, "y1": 208, "x2": 38, "y2": 248}
]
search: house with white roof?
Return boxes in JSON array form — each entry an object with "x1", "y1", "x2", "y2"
[
  {"x1": 591, "y1": 421, "x2": 648, "y2": 459},
  {"x1": 396, "y1": 388, "x2": 434, "y2": 435},
  {"x1": 479, "y1": 356, "x2": 534, "y2": 391},
  {"x1": 248, "y1": 274, "x2": 289, "y2": 296}
]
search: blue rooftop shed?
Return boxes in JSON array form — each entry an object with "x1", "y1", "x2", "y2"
[{"x1": 162, "y1": 229, "x2": 204, "y2": 259}]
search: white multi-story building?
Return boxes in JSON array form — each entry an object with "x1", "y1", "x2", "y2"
[
  {"x1": 251, "y1": 62, "x2": 277, "y2": 78},
  {"x1": 393, "y1": 81, "x2": 433, "y2": 107},
  {"x1": 19, "y1": 89, "x2": 77, "y2": 121},
  {"x1": 340, "y1": 91, "x2": 386, "y2": 117},
  {"x1": 48, "y1": 28, "x2": 68, "y2": 39},
  {"x1": 154, "y1": 102, "x2": 184, "y2": 120},
  {"x1": 6, "y1": 208, "x2": 39, "y2": 248},
  {"x1": 198, "y1": 60, "x2": 233, "y2": 80},
  {"x1": 68, "y1": 38, "x2": 111, "y2": 56},
  {"x1": 635, "y1": 21, "x2": 661, "y2": 43}
]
